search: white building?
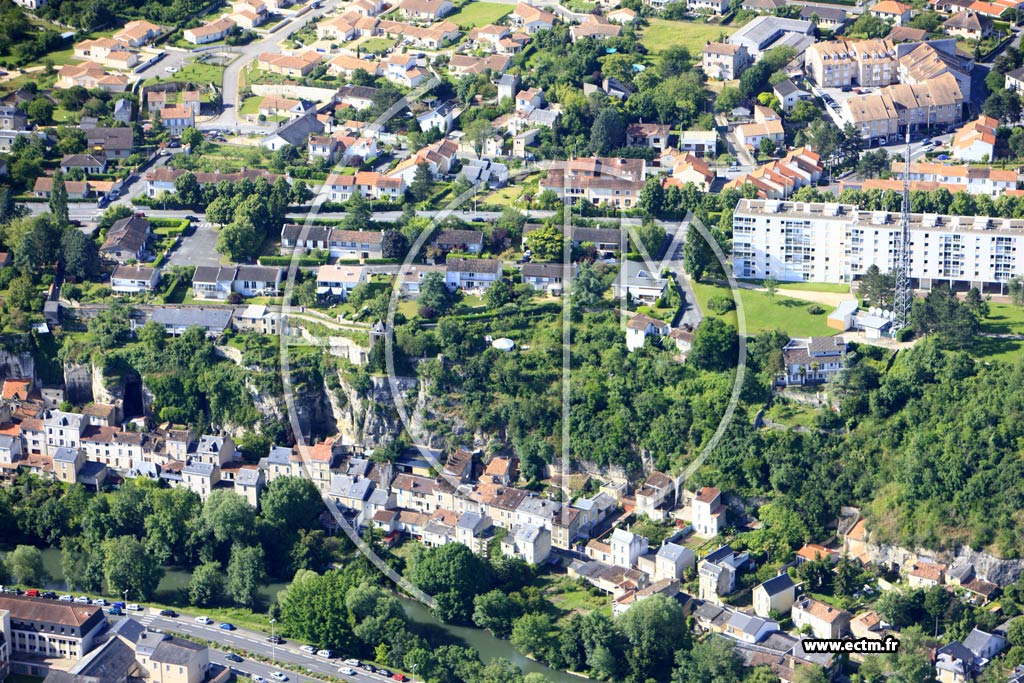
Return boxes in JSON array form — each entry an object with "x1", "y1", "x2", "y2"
[
  {"x1": 733, "y1": 199, "x2": 1024, "y2": 290},
  {"x1": 626, "y1": 314, "x2": 670, "y2": 351},
  {"x1": 610, "y1": 528, "x2": 649, "y2": 568}
]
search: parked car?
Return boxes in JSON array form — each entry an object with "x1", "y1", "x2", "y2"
[
  {"x1": 253, "y1": 677, "x2": 268, "y2": 683},
  {"x1": 300, "y1": 645, "x2": 316, "y2": 654},
  {"x1": 59, "y1": 595, "x2": 73, "y2": 602},
  {"x1": 344, "y1": 659, "x2": 361, "y2": 667},
  {"x1": 75, "y1": 596, "x2": 91, "y2": 604},
  {"x1": 92, "y1": 598, "x2": 108, "y2": 606},
  {"x1": 195, "y1": 616, "x2": 212, "y2": 625},
  {"x1": 225, "y1": 653, "x2": 243, "y2": 663},
  {"x1": 266, "y1": 635, "x2": 284, "y2": 644},
  {"x1": 317, "y1": 649, "x2": 332, "y2": 658},
  {"x1": 158, "y1": 609, "x2": 178, "y2": 617},
  {"x1": 271, "y1": 673, "x2": 288, "y2": 681},
  {"x1": 107, "y1": 607, "x2": 123, "y2": 616},
  {"x1": 165, "y1": 66, "x2": 179, "y2": 73},
  {"x1": 219, "y1": 623, "x2": 236, "y2": 631},
  {"x1": 26, "y1": 589, "x2": 39, "y2": 597},
  {"x1": 112, "y1": 601, "x2": 125, "y2": 609},
  {"x1": 127, "y1": 603, "x2": 142, "y2": 611},
  {"x1": 392, "y1": 675, "x2": 407, "y2": 682},
  {"x1": 42, "y1": 591, "x2": 57, "y2": 599}
]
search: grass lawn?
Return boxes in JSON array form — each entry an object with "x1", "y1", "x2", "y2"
[
  {"x1": 691, "y1": 281, "x2": 835, "y2": 337},
  {"x1": 447, "y1": 1, "x2": 511, "y2": 28},
  {"x1": 739, "y1": 279, "x2": 852, "y2": 294},
  {"x1": 765, "y1": 400, "x2": 820, "y2": 429},
  {"x1": 239, "y1": 95, "x2": 263, "y2": 116},
  {"x1": 537, "y1": 574, "x2": 611, "y2": 622},
  {"x1": 970, "y1": 303, "x2": 1024, "y2": 363},
  {"x1": 358, "y1": 36, "x2": 396, "y2": 54},
  {"x1": 144, "y1": 62, "x2": 225, "y2": 88},
  {"x1": 980, "y1": 302, "x2": 1024, "y2": 336},
  {"x1": 641, "y1": 18, "x2": 736, "y2": 60}
]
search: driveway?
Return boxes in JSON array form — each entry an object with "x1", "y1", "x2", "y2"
[{"x1": 166, "y1": 221, "x2": 225, "y2": 268}]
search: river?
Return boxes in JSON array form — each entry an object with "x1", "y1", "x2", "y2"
[{"x1": 23, "y1": 548, "x2": 580, "y2": 683}]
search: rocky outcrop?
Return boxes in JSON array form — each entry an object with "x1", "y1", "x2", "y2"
[
  {"x1": 859, "y1": 538, "x2": 1024, "y2": 587},
  {"x1": 0, "y1": 339, "x2": 34, "y2": 382},
  {"x1": 329, "y1": 373, "x2": 418, "y2": 448},
  {"x1": 63, "y1": 362, "x2": 94, "y2": 404}
]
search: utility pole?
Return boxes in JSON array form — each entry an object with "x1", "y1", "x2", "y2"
[{"x1": 892, "y1": 127, "x2": 913, "y2": 331}]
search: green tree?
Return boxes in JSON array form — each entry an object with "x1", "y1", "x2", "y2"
[
  {"x1": 759, "y1": 136, "x2": 776, "y2": 157},
  {"x1": 62, "y1": 228, "x2": 99, "y2": 281},
  {"x1": 525, "y1": 225, "x2": 563, "y2": 262},
  {"x1": 590, "y1": 107, "x2": 625, "y2": 155},
  {"x1": 485, "y1": 278, "x2": 515, "y2": 309},
  {"x1": 683, "y1": 223, "x2": 719, "y2": 282},
  {"x1": 181, "y1": 126, "x2": 204, "y2": 149},
  {"x1": 617, "y1": 595, "x2": 688, "y2": 681},
  {"x1": 88, "y1": 302, "x2": 132, "y2": 350},
  {"x1": 174, "y1": 171, "x2": 202, "y2": 206},
  {"x1": 571, "y1": 262, "x2": 610, "y2": 311},
  {"x1": 690, "y1": 317, "x2": 739, "y2": 371},
  {"x1": 410, "y1": 163, "x2": 435, "y2": 202},
  {"x1": 49, "y1": 172, "x2": 69, "y2": 226},
  {"x1": 473, "y1": 590, "x2": 523, "y2": 638},
  {"x1": 381, "y1": 230, "x2": 409, "y2": 259},
  {"x1": 7, "y1": 275, "x2": 40, "y2": 312},
  {"x1": 189, "y1": 561, "x2": 225, "y2": 606},
  {"x1": 227, "y1": 544, "x2": 266, "y2": 609},
  {"x1": 27, "y1": 97, "x2": 53, "y2": 125},
  {"x1": 714, "y1": 87, "x2": 743, "y2": 113},
  {"x1": 408, "y1": 543, "x2": 492, "y2": 623},
  {"x1": 6, "y1": 544, "x2": 48, "y2": 586},
  {"x1": 200, "y1": 490, "x2": 257, "y2": 552},
  {"x1": 911, "y1": 284, "x2": 980, "y2": 349},
  {"x1": 763, "y1": 274, "x2": 779, "y2": 302},
  {"x1": 60, "y1": 537, "x2": 104, "y2": 592},
  {"x1": 671, "y1": 636, "x2": 744, "y2": 683},
  {"x1": 102, "y1": 535, "x2": 164, "y2": 601},
  {"x1": 851, "y1": 12, "x2": 892, "y2": 38},
  {"x1": 418, "y1": 271, "x2": 453, "y2": 317},
  {"x1": 217, "y1": 217, "x2": 263, "y2": 262},
  {"x1": 638, "y1": 177, "x2": 666, "y2": 218},
  {"x1": 511, "y1": 613, "x2": 557, "y2": 662}
]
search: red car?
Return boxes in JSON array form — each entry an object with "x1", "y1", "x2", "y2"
[
  {"x1": 26, "y1": 589, "x2": 40, "y2": 597},
  {"x1": 391, "y1": 675, "x2": 406, "y2": 682}
]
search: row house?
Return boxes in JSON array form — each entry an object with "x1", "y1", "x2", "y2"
[
  {"x1": 191, "y1": 265, "x2": 283, "y2": 300},
  {"x1": 841, "y1": 72, "x2": 965, "y2": 142},
  {"x1": 184, "y1": 17, "x2": 236, "y2": 45},
  {"x1": 891, "y1": 160, "x2": 1019, "y2": 197},
  {"x1": 539, "y1": 156, "x2": 647, "y2": 209},
  {"x1": 723, "y1": 147, "x2": 824, "y2": 200}
]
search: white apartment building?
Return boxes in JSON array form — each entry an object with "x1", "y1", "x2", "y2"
[{"x1": 733, "y1": 199, "x2": 1024, "y2": 290}]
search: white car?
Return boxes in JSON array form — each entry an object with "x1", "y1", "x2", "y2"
[
  {"x1": 194, "y1": 616, "x2": 212, "y2": 625},
  {"x1": 253, "y1": 677, "x2": 268, "y2": 683},
  {"x1": 271, "y1": 673, "x2": 288, "y2": 681},
  {"x1": 165, "y1": 66, "x2": 179, "y2": 73},
  {"x1": 344, "y1": 659, "x2": 361, "y2": 667},
  {"x1": 339, "y1": 668, "x2": 356, "y2": 676},
  {"x1": 317, "y1": 649, "x2": 332, "y2": 658},
  {"x1": 59, "y1": 594, "x2": 73, "y2": 602},
  {"x1": 75, "y1": 596, "x2": 90, "y2": 604},
  {"x1": 127, "y1": 603, "x2": 142, "y2": 611},
  {"x1": 300, "y1": 645, "x2": 316, "y2": 654}
]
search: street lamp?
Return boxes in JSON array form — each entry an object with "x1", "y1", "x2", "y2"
[
  {"x1": 270, "y1": 618, "x2": 277, "y2": 664},
  {"x1": 123, "y1": 589, "x2": 129, "y2": 604}
]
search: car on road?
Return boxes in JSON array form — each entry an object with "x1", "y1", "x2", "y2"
[
  {"x1": 127, "y1": 603, "x2": 142, "y2": 611},
  {"x1": 225, "y1": 653, "x2": 243, "y2": 663},
  {"x1": 159, "y1": 609, "x2": 178, "y2": 617},
  {"x1": 379, "y1": 670, "x2": 392, "y2": 677},
  {"x1": 270, "y1": 673, "x2": 288, "y2": 681},
  {"x1": 41, "y1": 591, "x2": 57, "y2": 599},
  {"x1": 266, "y1": 635, "x2": 284, "y2": 644},
  {"x1": 59, "y1": 595, "x2": 73, "y2": 602},
  {"x1": 219, "y1": 622, "x2": 236, "y2": 630},
  {"x1": 165, "y1": 66, "x2": 179, "y2": 73},
  {"x1": 391, "y1": 674, "x2": 407, "y2": 682},
  {"x1": 75, "y1": 596, "x2": 90, "y2": 604},
  {"x1": 92, "y1": 598, "x2": 107, "y2": 606},
  {"x1": 344, "y1": 659, "x2": 361, "y2": 667},
  {"x1": 339, "y1": 668, "x2": 356, "y2": 676},
  {"x1": 300, "y1": 645, "x2": 316, "y2": 654},
  {"x1": 107, "y1": 607, "x2": 123, "y2": 616},
  {"x1": 317, "y1": 650, "x2": 332, "y2": 658},
  {"x1": 195, "y1": 616, "x2": 213, "y2": 625}
]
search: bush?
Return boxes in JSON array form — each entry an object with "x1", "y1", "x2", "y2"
[
  {"x1": 258, "y1": 255, "x2": 328, "y2": 267},
  {"x1": 708, "y1": 296, "x2": 736, "y2": 314},
  {"x1": 896, "y1": 326, "x2": 915, "y2": 342},
  {"x1": 807, "y1": 304, "x2": 825, "y2": 315}
]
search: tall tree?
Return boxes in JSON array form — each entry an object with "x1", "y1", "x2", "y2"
[
  {"x1": 590, "y1": 107, "x2": 625, "y2": 155},
  {"x1": 227, "y1": 544, "x2": 266, "y2": 609},
  {"x1": 410, "y1": 163, "x2": 435, "y2": 203},
  {"x1": 189, "y1": 561, "x2": 225, "y2": 607},
  {"x1": 102, "y1": 536, "x2": 164, "y2": 601},
  {"x1": 61, "y1": 228, "x2": 99, "y2": 281},
  {"x1": 6, "y1": 544, "x2": 48, "y2": 586},
  {"x1": 49, "y1": 172, "x2": 69, "y2": 226}
]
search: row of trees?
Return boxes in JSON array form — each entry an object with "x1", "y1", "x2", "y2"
[{"x1": 0, "y1": 474, "x2": 331, "y2": 604}]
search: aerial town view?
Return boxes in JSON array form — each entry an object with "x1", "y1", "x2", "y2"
[{"x1": 4, "y1": 0, "x2": 1024, "y2": 678}]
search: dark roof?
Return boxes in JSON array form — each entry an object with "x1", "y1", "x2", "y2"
[
  {"x1": 760, "y1": 572, "x2": 795, "y2": 596},
  {"x1": 446, "y1": 257, "x2": 502, "y2": 274},
  {"x1": 268, "y1": 112, "x2": 325, "y2": 146},
  {"x1": 330, "y1": 228, "x2": 385, "y2": 244},
  {"x1": 282, "y1": 224, "x2": 332, "y2": 243},
  {"x1": 86, "y1": 127, "x2": 134, "y2": 150},
  {"x1": 150, "y1": 306, "x2": 233, "y2": 330},
  {"x1": 74, "y1": 638, "x2": 138, "y2": 679},
  {"x1": 150, "y1": 635, "x2": 204, "y2": 664},
  {"x1": 337, "y1": 84, "x2": 380, "y2": 100},
  {"x1": 522, "y1": 263, "x2": 565, "y2": 278},
  {"x1": 61, "y1": 153, "x2": 105, "y2": 168},
  {"x1": 435, "y1": 229, "x2": 484, "y2": 246},
  {"x1": 800, "y1": 4, "x2": 846, "y2": 21},
  {"x1": 101, "y1": 216, "x2": 150, "y2": 255},
  {"x1": 774, "y1": 78, "x2": 803, "y2": 97}
]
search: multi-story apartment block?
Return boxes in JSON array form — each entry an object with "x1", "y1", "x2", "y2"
[{"x1": 732, "y1": 198, "x2": 1024, "y2": 290}]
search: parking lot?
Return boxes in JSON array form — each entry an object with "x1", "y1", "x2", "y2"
[{"x1": 166, "y1": 222, "x2": 224, "y2": 269}]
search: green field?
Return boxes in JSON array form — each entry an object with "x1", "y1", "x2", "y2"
[
  {"x1": 358, "y1": 37, "x2": 396, "y2": 54},
  {"x1": 448, "y1": 1, "x2": 511, "y2": 28},
  {"x1": 739, "y1": 279, "x2": 853, "y2": 294},
  {"x1": 973, "y1": 302, "x2": 1024, "y2": 363},
  {"x1": 691, "y1": 281, "x2": 835, "y2": 337},
  {"x1": 144, "y1": 61, "x2": 225, "y2": 88},
  {"x1": 640, "y1": 18, "x2": 737, "y2": 58}
]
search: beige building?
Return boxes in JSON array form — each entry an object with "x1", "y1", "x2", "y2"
[
  {"x1": 792, "y1": 597, "x2": 851, "y2": 639},
  {"x1": 841, "y1": 72, "x2": 964, "y2": 142},
  {"x1": 753, "y1": 573, "x2": 796, "y2": 617},
  {"x1": 703, "y1": 42, "x2": 751, "y2": 80},
  {"x1": 805, "y1": 39, "x2": 897, "y2": 88}
]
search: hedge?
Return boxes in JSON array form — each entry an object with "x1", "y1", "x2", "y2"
[{"x1": 258, "y1": 255, "x2": 328, "y2": 266}]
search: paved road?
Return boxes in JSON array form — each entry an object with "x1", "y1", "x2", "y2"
[
  {"x1": 132, "y1": 609, "x2": 402, "y2": 683},
  {"x1": 200, "y1": 0, "x2": 347, "y2": 133}
]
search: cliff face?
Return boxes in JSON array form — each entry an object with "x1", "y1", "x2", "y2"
[
  {"x1": 0, "y1": 339, "x2": 35, "y2": 383},
  {"x1": 329, "y1": 374, "x2": 420, "y2": 448},
  {"x1": 63, "y1": 362, "x2": 94, "y2": 404}
]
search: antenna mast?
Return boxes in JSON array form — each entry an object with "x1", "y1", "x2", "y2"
[{"x1": 892, "y1": 128, "x2": 913, "y2": 330}]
